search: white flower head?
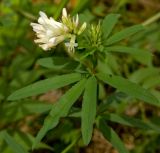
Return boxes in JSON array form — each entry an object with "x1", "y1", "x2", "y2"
[
  {"x1": 31, "y1": 11, "x2": 68, "y2": 51},
  {"x1": 31, "y1": 8, "x2": 87, "y2": 52}
]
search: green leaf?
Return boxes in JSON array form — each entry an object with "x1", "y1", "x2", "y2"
[
  {"x1": 79, "y1": 10, "x2": 94, "y2": 24},
  {"x1": 106, "y1": 25, "x2": 144, "y2": 45},
  {"x1": 37, "y1": 57, "x2": 78, "y2": 71},
  {"x1": 1, "y1": 131, "x2": 29, "y2": 153},
  {"x1": 97, "y1": 92, "x2": 127, "y2": 113},
  {"x1": 82, "y1": 76, "x2": 97, "y2": 145},
  {"x1": 129, "y1": 68, "x2": 160, "y2": 83},
  {"x1": 102, "y1": 113, "x2": 160, "y2": 132},
  {"x1": 98, "y1": 119, "x2": 129, "y2": 153},
  {"x1": 8, "y1": 73, "x2": 82, "y2": 100},
  {"x1": 0, "y1": 130, "x2": 53, "y2": 152},
  {"x1": 0, "y1": 100, "x2": 52, "y2": 124},
  {"x1": 102, "y1": 14, "x2": 120, "y2": 39},
  {"x1": 104, "y1": 46, "x2": 152, "y2": 65},
  {"x1": 97, "y1": 73, "x2": 159, "y2": 106},
  {"x1": 143, "y1": 75, "x2": 160, "y2": 89},
  {"x1": 54, "y1": 0, "x2": 69, "y2": 19},
  {"x1": 13, "y1": 131, "x2": 53, "y2": 151},
  {"x1": 33, "y1": 78, "x2": 87, "y2": 149}
]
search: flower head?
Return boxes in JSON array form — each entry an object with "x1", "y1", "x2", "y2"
[
  {"x1": 31, "y1": 8, "x2": 87, "y2": 52},
  {"x1": 87, "y1": 22, "x2": 102, "y2": 48},
  {"x1": 61, "y1": 8, "x2": 86, "y2": 35},
  {"x1": 31, "y1": 11, "x2": 68, "y2": 50}
]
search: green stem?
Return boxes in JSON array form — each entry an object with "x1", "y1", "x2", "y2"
[
  {"x1": 142, "y1": 12, "x2": 160, "y2": 26},
  {"x1": 54, "y1": 0, "x2": 69, "y2": 20},
  {"x1": 61, "y1": 135, "x2": 81, "y2": 153}
]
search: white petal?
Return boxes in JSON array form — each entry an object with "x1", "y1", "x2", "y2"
[
  {"x1": 32, "y1": 24, "x2": 44, "y2": 31},
  {"x1": 39, "y1": 43, "x2": 53, "y2": 50},
  {"x1": 39, "y1": 44, "x2": 49, "y2": 50},
  {"x1": 36, "y1": 34, "x2": 46, "y2": 38},
  {"x1": 74, "y1": 43, "x2": 78, "y2": 47},
  {"x1": 75, "y1": 14, "x2": 79, "y2": 27},
  {"x1": 33, "y1": 29, "x2": 44, "y2": 33},
  {"x1": 39, "y1": 11, "x2": 50, "y2": 24},
  {"x1": 39, "y1": 11, "x2": 48, "y2": 19},
  {"x1": 51, "y1": 35, "x2": 65, "y2": 45},
  {"x1": 38, "y1": 17, "x2": 45, "y2": 25},
  {"x1": 49, "y1": 17, "x2": 63, "y2": 28},
  {"x1": 46, "y1": 30, "x2": 53, "y2": 36},
  {"x1": 62, "y1": 8, "x2": 67, "y2": 18},
  {"x1": 30, "y1": 23, "x2": 39, "y2": 27},
  {"x1": 34, "y1": 38, "x2": 48, "y2": 43},
  {"x1": 49, "y1": 37, "x2": 56, "y2": 43},
  {"x1": 65, "y1": 42, "x2": 78, "y2": 47}
]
